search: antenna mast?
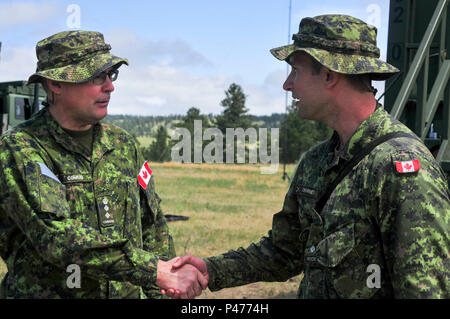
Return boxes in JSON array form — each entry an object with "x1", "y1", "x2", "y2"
[{"x1": 282, "y1": 0, "x2": 292, "y2": 181}]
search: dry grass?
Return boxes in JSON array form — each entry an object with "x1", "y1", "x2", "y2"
[
  {"x1": 0, "y1": 162, "x2": 302, "y2": 299},
  {"x1": 152, "y1": 162, "x2": 301, "y2": 299}
]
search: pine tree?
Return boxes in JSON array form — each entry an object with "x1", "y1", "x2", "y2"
[
  {"x1": 174, "y1": 107, "x2": 211, "y2": 133},
  {"x1": 213, "y1": 83, "x2": 255, "y2": 163},
  {"x1": 147, "y1": 125, "x2": 171, "y2": 162},
  {"x1": 215, "y1": 83, "x2": 252, "y2": 132}
]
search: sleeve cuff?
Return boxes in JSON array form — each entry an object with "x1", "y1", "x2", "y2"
[
  {"x1": 122, "y1": 241, "x2": 159, "y2": 288},
  {"x1": 204, "y1": 257, "x2": 223, "y2": 292}
]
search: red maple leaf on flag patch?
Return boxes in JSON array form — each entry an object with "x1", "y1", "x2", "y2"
[
  {"x1": 396, "y1": 159, "x2": 420, "y2": 173},
  {"x1": 138, "y1": 161, "x2": 153, "y2": 190}
]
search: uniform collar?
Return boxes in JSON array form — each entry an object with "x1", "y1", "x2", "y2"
[
  {"x1": 42, "y1": 108, "x2": 115, "y2": 160},
  {"x1": 327, "y1": 104, "x2": 400, "y2": 166}
]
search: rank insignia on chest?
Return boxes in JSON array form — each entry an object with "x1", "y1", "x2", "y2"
[
  {"x1": 138, "y1": 161, "x2": 153, "y2": 190},
  {"x1": 395, "y1": 159, "x2": 420, "y2": 173},
  {"x1": 98, "y1": 196, "x2": 115, "y2": 227}
]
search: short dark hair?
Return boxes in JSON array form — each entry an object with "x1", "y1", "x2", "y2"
[
  {"x1": 346, "y1": 74, "x2": 374, "y2": 93},
  {"x1": 309, "y1": 56, "x2": 323, "y2": 75}
]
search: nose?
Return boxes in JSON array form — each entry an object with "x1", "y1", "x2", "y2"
[
  {"x1": 283, "y1": 71, "x2": 293, "y2": 91},
  {"x1": 102, "y1": 76, "x2": 115, "y2": 93}
]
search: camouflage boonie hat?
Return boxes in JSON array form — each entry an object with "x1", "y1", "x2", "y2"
[
  {"x1": 27, "y1": 30, "x2": 128, "y2": 84},
  {"x1": 270, "y1": 14, "x2": 399, "y2": 80}
]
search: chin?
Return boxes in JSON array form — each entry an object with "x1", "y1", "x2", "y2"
[
  {"x1": 96, "y1": 109, "x2": 108, "y2": 120},
  {"x1": 297, "y1": 107, "x2": 315, "y2": 121}
]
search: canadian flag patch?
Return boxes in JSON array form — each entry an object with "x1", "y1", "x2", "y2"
[
  {"x1": 395, "y1": 159, "x2": 420, "y2": 173},
  {"x1": 138, "y1": 161, "x2": 153, "y2": 190}
]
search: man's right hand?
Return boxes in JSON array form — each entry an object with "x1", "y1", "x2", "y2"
[
  {"x1": 161, "y1": 254, "x2": 209, "y2": 298},
  {"x1": 156, "y1": 258, "x2": 208, "y2": 299}
]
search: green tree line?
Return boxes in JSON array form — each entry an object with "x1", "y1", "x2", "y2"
[{"x1": 104, "y1": 83, "x2": 332, "y2": 164}]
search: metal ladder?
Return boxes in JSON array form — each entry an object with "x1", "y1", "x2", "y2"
[{"x1": 389, "y1": 0, "x2": 450, "y2": 174}]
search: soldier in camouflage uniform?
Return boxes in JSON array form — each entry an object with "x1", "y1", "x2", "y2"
[
  {"x1": 169, "y1": 15, "x2": 449, "y2": 298},
  {"x1": 0, "y1": 31, "x2": 207, "y2": 298}
]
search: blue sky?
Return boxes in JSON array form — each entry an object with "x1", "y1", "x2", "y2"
[{"x1": 0, "y1": 0, "x2": 390, "y2": 116}]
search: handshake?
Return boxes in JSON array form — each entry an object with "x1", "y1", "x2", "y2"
[{"x1": 156, "y1": 254, "x2": 209, "y2": 299}]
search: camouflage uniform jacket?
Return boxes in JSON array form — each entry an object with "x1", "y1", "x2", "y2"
[
  {"x1": 0, "y1": 108, "x2": 175, "y2": 298},
  {"x1": 205, "y1": 106, "x2": 449, "y2": 298}
]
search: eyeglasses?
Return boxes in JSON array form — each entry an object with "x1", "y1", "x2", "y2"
[{"x1": 91, "y1": 69, "x2": 119, "y2": 85}]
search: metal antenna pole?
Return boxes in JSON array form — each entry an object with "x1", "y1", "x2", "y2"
[{"x1": 283, "y1": 0, "x2": 292, "y2": 181}]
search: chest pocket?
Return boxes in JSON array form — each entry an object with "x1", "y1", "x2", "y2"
[
  {"x1": 295, "y1": 184, "x2": 379, "y2": 298},
  {"x1": 305, "y1": 223, "x2": 378, "y2": 299},
  {"x1": 314, "y1": 223, "x2": 355, "y2": 267},
  {"x1": 58, "y1": 173, "x2": 96, "y2": 227}
]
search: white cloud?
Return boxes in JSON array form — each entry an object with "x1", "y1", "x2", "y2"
[
  {"x1": 0, "y1": 45, "x2": 289, "y2": 117},
  {"x1": 105, "y1": 29, "x2": 286, "y2": 116},
  {"x1": 108, "y1": 63, "x2": 229, "y2": 116},
  {"x1": 263, "y1": 69, "x2": 287, "y2": 89},
  {"x1": 106, "y1": 29, "x2": 212, "y2": 68},
  {"x1": 0, "y1": 46, "x2": 36, "y2": 82},
  {"x1": 135, "y1": 96, "x2": 167, "y2": 106},
  {"x1": 245, "y1": 85, "x2": 286, "y2": 115},
  {"x1": 106, "y1": 55, "x2": 288, "y2": 116},
  {"x1": 0, "y1": 28, "x2": 288, "y2": 117},
  {"x1": 0, "y1": 1, "x2": 60, "y2": 25},
  {"x1": 244, "y1": 70, "x2": 286, "y2": 115}
]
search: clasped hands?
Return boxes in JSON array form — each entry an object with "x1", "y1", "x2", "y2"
[{"x1": 156, "y1": 254, "x2": 208, "y2": 299}]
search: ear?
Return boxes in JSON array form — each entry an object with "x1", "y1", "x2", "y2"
[
  {"x1": 322, "y1": 68, "x2": 339, "y2": 89},
  {"x1": 46, "y1": 79, "x2": 63, "y2": 95}
]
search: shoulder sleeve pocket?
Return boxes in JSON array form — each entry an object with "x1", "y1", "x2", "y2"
[
  {"x1": 39, "y1": 175, "x2": 70, "y2": 218},
  {"x1": 25, "y1": 161, "x2": 70, "y2": 219}
]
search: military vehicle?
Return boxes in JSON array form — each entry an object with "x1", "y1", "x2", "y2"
[
  {"x1": 0, "y1": 39, "x2": 46, "y2": 135},
  {"x1": 0, "y1": 81, "x2": 46, "y2": 135},
  {"x1": 384, "y1": 0, "x2": 450, "y2": 186}
]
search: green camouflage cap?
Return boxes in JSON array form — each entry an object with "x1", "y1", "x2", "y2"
[
  {"x1": 270, "y1": 14, "x2": 399, "y2": 80},
  {"x1": 27, "y1": 30, "x2": 128, "y2": 84}
]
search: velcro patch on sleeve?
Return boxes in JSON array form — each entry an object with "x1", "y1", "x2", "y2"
[
  {"x1": 138, "y1": 161, "x2": 153, "y2": 190},
  {"x1": 395, "y1": 159, "x2": 420, "y2": 173}
]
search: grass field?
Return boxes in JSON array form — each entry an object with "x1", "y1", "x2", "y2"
[
  {"x1": 0, "y1": 162, "x2": 302, "y2": 299},
  {"x1": 136, "y1": 136, "x2": 155, "y2": 148}
]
